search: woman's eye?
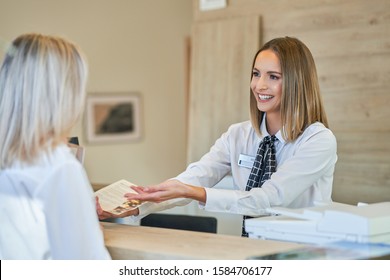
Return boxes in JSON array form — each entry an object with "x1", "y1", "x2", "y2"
[
  {"x1": 270, "y1": 74, "x2": 280, "y2": 80},
  {"x1": 252, "y1": 71, "x2": 260, "y2": 77}
]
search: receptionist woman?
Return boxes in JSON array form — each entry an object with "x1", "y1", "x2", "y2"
[{"x1": 96, "y1": 36, "x2": 338, "y2": 237}]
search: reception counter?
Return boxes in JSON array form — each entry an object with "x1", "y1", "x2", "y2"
[{"x1": 102, "y1": 222, "x2": 304, "y2": 260}]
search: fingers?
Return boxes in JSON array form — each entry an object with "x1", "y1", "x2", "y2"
[
  {"x1": 124, "y1": 181, "x2": 181, "y2": 203},
  {"x1": 124, "y1": 190, "x2": 167, "y2": 203},
  {"x1": 98, "y1": 208, "x2": 138, "y2": 220},
  {"x1": 131, "y1": 186, "x2": 147, "y2": 194},
  {"x1": 124, "y1": 192, "x2": 149, "y2": 201},
  {"x1": 95, "y1": 196, "x2": 104, "y2": 215},
  {"x1": 97, "y1": 210, "x2": 114, "y2": 220},
  {"x1": 115, "y1": 208, "x2": 139, "y2": 218},
  {"x1": 131, "y1": 185, "x2": 160, "y2": 193},
  {"x1": 96, "y1": 196, "x2": 113, "y2": 220},
  {"x1": 96, "y1": 195, "x2": 136, "y2": 220},
  {"x1": 125, "y1": 186, "x2": 154, "y2": 200}
]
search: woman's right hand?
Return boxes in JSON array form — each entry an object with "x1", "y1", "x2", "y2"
[
  {"x1": 124, "y1": 179, "x2": 206, "y2": 204},
  {"x1": 95, "y1": 196, "x2": 139, "y2": 220}
]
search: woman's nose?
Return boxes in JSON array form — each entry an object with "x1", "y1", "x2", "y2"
[{"x1": 256, "y1": 77, "x2": 268, "y2": 91}]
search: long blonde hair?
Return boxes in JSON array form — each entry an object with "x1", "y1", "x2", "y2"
[
  {"x1": 250, "y1": 37, "x2": 328, "y2": 141},
  {"x1": 0, "y1": 33, "x2": 88, "y2": 168}
]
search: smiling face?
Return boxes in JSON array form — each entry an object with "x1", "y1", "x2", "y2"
[{"x1": 250, "y1": 49, "x2": 282, "y2": 118}]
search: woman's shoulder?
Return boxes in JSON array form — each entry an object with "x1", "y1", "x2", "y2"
[
  {"x1": 302, "y1": 122, "x2": 337, "y2": 143},
  {"x1": 37, "y1": 144, "x2": 81, "y2": 169},
  {"x1": 220, "y1": 120, "x2": 258, "y2": 145},
  {"x1": 305, "y1": 122, "x2": 334, "y2": 134},
  {"x1": 226, "y1": 120, "x2": 253, "y2": 133}
]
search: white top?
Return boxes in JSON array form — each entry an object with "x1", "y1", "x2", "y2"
[
  {"x1": 137, "y1": 120, "x2": 337, "y2": 218},
  {"x1": 0, "y1": 144, "x2": 111, "y2": 260}
]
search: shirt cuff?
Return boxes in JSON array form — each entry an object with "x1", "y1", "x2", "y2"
[{"x1": 201, "y1": 188, "x2": 239, "y2": 213}]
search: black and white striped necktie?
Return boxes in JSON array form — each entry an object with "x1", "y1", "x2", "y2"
[{"x1": 242, "y1": 135, "x2": 277, "y2": 237}]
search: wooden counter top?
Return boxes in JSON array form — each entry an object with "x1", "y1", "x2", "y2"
[{"x1": 102, "y1": 222, "x2": 304, "y2": 260}]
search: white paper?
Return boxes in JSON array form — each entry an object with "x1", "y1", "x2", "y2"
[
  {"x1": 199, "y1": 0, "x2": 227, "y2": 11},
  {"x1": 95, "y1": 179, "x2": 145, "y2": 214}
]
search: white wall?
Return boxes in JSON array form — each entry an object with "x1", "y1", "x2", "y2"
[{"x1": 0, "y1": 0, "x2": 192, "y2": 186}]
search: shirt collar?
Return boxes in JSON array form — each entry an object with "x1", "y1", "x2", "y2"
[{"x1": 260, "y1": 113, "x2": 286, "y2": 144}]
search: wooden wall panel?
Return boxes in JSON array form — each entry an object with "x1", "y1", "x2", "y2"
[
  {"x1": 190, "y1": 0, "x2": 390, "y2": 204},
  {"x1": 324, "y1": 87, "x2": 389, "y2": 132},
  {"x1": 187, "y1": 16, "x2": 260, "y2": 163}
]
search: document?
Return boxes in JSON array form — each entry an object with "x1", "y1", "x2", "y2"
[{"x1": 95, "y1": 179, "x2": 145, "y2": 215}]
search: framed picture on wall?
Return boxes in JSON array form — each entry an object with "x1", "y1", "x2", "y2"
[{"x1": 85, "y1": 93, "x2": 142, "y2": 144}]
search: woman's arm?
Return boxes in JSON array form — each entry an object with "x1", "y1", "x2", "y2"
[
  {"x1": 126, "y1": 125, "x2": 337, "y2": 217},
  {"x1": 111, "y1": 124, "x2": 238, "y2": 217}
]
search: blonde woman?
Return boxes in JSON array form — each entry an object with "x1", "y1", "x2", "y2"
[
  {"x1": 0, "y1": 33, "x2": 110, "y2": 259},
  {"x1": 98, "y1": 37, "x2": 338, "y2": 237}
]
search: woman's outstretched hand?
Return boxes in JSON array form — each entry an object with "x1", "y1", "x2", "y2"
[{"x1": 124, "y1": 179, "x2": 206, "y2": 204}]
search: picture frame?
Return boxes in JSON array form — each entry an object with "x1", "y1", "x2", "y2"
[{"x1": 85, "y1": 93, "x2": 142, "y2": 144}]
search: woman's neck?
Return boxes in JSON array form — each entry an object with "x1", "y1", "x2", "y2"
[{"x1": 265, "y1": 112, "x2": 282, "y2": 136}]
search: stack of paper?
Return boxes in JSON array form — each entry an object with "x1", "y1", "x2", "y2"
[{"x1": 245, "y1": 202, "x2": 390, "y2": 244}]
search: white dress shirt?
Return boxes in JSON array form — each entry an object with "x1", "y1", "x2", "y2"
[
  {"x1": 138, "y1": 119, "x2": 337, "y2": 218},
  {"x1": 0, "y1": 144, "x2": 111, "y2": 260}
]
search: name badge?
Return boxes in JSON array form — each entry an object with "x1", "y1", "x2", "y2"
[{"x1": 238, "y1": 154, "x2": 255, "y2": 169}]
